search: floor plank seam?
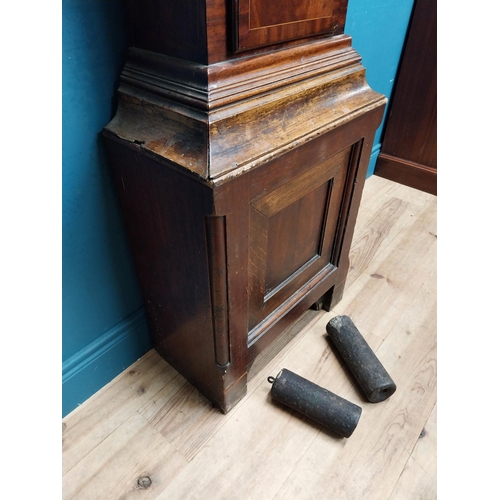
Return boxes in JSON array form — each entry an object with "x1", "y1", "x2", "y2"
[
  {"x1": 387, "y1": 464, "x2": 408, "y2": 500},
  {"x1": 269, "y1": 428, "x2": 323, "y2": 500}
]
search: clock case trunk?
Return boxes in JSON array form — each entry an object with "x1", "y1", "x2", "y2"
[{"x1": 103, "y1": 0, "x2": 386, "y2": 413}]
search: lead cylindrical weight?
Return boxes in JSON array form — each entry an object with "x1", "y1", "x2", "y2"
[
  {"x1": 326, "y1": 315, "x2": 397, "y2": 403},
  {"x1": 268, "y1": 368, "x2": 362, "y2": 438}
]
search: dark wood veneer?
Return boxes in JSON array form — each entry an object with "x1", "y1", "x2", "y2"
[{"x1": 234, "y1": 0, "x2": 347, "y2": 52}]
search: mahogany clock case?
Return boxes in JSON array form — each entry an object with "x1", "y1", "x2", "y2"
[{"x1": 104, "y1": 0, "x2": 386, "y2": 412}]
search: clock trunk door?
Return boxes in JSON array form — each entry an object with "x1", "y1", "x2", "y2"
[{"x1": 247, "y1": 145, "x2": 354, "y2": 343}]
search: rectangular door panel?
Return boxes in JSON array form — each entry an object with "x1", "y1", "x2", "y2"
[
  {"x1": 265, "y1": 182, "x2": 330, "y2": 294},
  {"x1": 247, "y1": 145, "x2": 352, "y2": 335}
]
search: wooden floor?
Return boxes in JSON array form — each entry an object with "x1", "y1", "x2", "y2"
[{"x1": 62, "y1": 176, "x2": 437, "y2": 500}]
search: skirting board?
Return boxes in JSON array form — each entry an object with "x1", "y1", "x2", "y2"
[
  {"x1": 62, "y1": 307, "x2": 152, "y2": 417},
  {"x1": 375, "y1": 152, "x2": 437, "y2": 195}
]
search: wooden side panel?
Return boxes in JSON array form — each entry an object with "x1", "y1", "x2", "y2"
[
  {"x1": 248, "y1": 208, "x2": 270, "y2": 331},
  {"x1": 103, "y1": 136, "x2": 246, "y2": 411},
  {"x1": 234, "y1": 0, "x2": 347, "y2": 52},
  {"x1": 126, "y1": 0, "x2": 209, "y2": 64}
]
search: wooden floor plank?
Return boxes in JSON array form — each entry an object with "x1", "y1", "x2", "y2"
[
  {"x1": 152, "y1": 374, "x2": 322, "y2": 500},
  {"x1": 62, "y1": 412, "x2": 188, "y2": 500},
  {"x1": 138, "y1": 375, "x2": 228, "y2": 463},
  {"x1": 389, "y1": 403, "x2": 437, "y2": 500},
  {"x1": 63, "y1": 350, "x2": 177, "y2": 474},
  {"x1": 354, "y1": 177, "x2": 432, "y2": 237},
  {"x1": 334, "y1": 196, "x2": 436, "y2": 341},
  {"x1": 346, "y1": 183, "x2": 433, "y2": 289}
]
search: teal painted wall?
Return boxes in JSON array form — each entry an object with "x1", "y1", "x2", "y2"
[
  {"x1": 347, "y1": 0, "x2": 415, "y2": 175},
  {"x1": 62, "y1": 0, "x2": 414, "y2": 417},
  {"x1": 62, "y1": 0, "x2": 152, "y2": 417}
]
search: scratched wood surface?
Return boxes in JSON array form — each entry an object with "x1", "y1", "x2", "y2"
[{"x1": 62, "y1": 176, "x2": 437, "y2": 500}]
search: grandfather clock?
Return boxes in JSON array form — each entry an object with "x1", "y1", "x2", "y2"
[{"x1": 103, "y1": 0, "x2": 386, "y2": 413}]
